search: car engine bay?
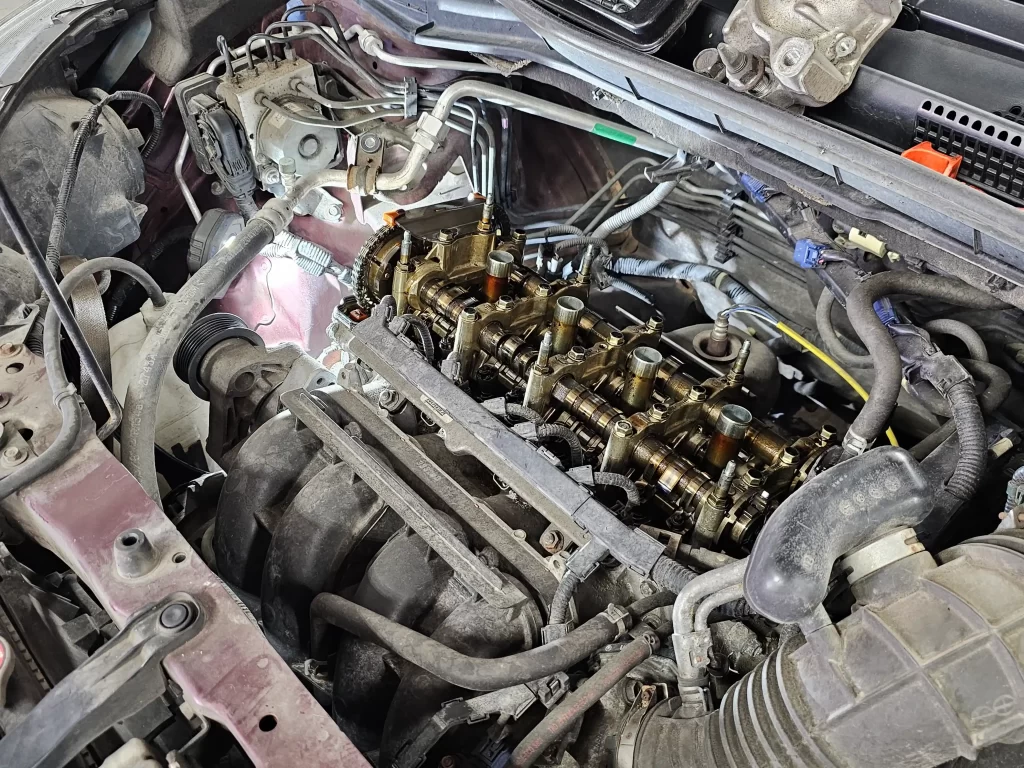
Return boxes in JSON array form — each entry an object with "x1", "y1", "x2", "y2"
[{"x1": 0, "y1": 0, "x2": 1023, "y2": 766}]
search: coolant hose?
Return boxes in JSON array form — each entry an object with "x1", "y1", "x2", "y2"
[
  {"x1": 650, "y1": 557, "x2": 699, "y2": 592},
  {"x1": 744, "y1": 446, "x2": 931, "y2": 625},
  {"x1": 815, "y1": 290, "x2": 872, "y2": 368},
  {"x1": 122, "y1": 217, "x2": 277, "y2": 501},
  {"x1": 610, "y1": 257, "x2": 762, "y2": 306},
  {"x1": 843, "y1": 271, "x2": 1006, "y2": 449},
  {"x1": 508, "y1": 632, "x2": 658, "y2": 768},
  {"x1": 121, "y1": 171, "x2": 348, "y2": 502},
  {"x1": 311, "y1": 592, "x2": 634, "y2": 691},
  {"x1": 922, "y1": 319, "x2": 988, "y2": 362}
]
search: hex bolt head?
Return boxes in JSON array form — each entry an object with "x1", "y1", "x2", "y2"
[
  {"x1": 1, "y1": 446, "x2": 26, "y2": 466},
  {"x1": 540, "y1": 529, "x2": 564, "y2": 553},
  {"x1": 567, "y1": 346, "x2": 587, "y2": 363},
  {"x1": 159, "y1": 602, "x2": 191, "y2": 631},
  {"x1": 0, "y1": 343, "x2": 19, "y2": 358},
  {"x1": 210, "y1": 181, "x2": 225, "y2": 196},
  {"x1": 496, "y1": 295, "x2": 515, "y2": 311},
  {"x1": 360, "y1": 133, "x2": 382, "y2": 152},
  {"x1": 688, "y1": 385, "x2": 708, "y2": 402},
  {"x1": 649, "y1": 402, "x2": 669, "y2": 423},
  {"x1": 613, "y1": 420, "x2": 635, "y2": 438},
  {"x1": 607, "y1": 330, "x2": 625, "y2": 347},
  {"x1": 646, "y1": 316, "x2": 664, "y2": 332},
  {"x1": 535, "y1": 285, "x2": 551, "y2": 298},
  {"x1": 780, "y1": 447, "x2": 800, "y2": 466},
  {"x1": 819, "y1": 424, "x2": 838, "y2": 444},
  {"x1": 693, "y1": 48, "x2": 726, "y2": 82}
]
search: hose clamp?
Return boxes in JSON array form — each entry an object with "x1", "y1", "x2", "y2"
[{"x1": 602, "y1": 604, "x2": 631, "y2": 637}]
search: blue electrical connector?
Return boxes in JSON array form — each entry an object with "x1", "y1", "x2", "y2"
[
  {"x1": 739, "y1": 174, "x2": 774, "y2": 204},
  {"x1": 792, "y1": 239, "x2": 830, "y2": 269}
]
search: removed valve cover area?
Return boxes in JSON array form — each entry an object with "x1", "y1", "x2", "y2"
[{"x1": 0, "y1": 0, "x2": 1023, "y2": 767}]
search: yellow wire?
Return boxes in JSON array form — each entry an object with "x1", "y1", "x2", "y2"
[{"x1": 775, "y1": 321, "x2": 899, "y2": 447}]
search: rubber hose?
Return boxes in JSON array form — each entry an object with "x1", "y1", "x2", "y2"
[
  {"x1": 592, "y1": 471, "x2": 641, "y2": 511},
  {"x1": 815, "y1": 290, "x2": 872, "y2": 368},
  {"x1": 844, "y1": 272, "x2": 1007, "y2": 447},
  {"x1": 910, "y1": 359, "x2": 1011, "y2": 460},
  {"x1": 108, "y1": 226, "x2": 194, "y2": 323},
  {"x1": 548, "y1": 571, "x2": 580, "y2": 626},
  {"x1": 536, "y1": 423, "x2": 584, "y2": 467},
  {"x1": 508, "y1": 633, "x2": 657, "y2": 768},
  {"x1": 650, "y1": 557, "x2": 699, "y2": 592},
  {"x1": 122, "y1": 217, "x2": 278, "y2": 502},
  {"x1": 744, "y1": 446, "x2": 931, "y2": 625},
  {"x1": 943, "y1": 380, "x2": 986, "y2": 501},
  {"x1": 921, "y1": 318, "x2": 988, "y2": 362},
  {"x1": 1, "y1": 258, "x2": 165, "y2": 501},
  {"x1": 310, "y1": 593, "x2": 632, "y2": 692}
]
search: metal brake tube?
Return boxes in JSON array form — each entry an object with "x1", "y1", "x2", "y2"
[{"x1": 375, "y1": 80, "x2": 675, "y2": 191}]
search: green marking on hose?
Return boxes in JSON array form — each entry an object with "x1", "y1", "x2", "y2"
[{"x1": 593, "y1": 124, "x2": 638, "y2": 146}]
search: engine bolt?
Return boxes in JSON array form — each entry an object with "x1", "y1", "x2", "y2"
[
  {"x1": 780, "y1": 446, "x2": 800, "y2": 467},
  {"x1": 567, "y1": 346, "x2": 587, "y2": 363},
  {"x1": 540, "y1": 529, "x2": 564, "y2": 553},
  {"x1": 648, "y1": 402, "x2": 669, "y2": 423},
  {"x1": 360, "y1": 133, "x2": 382, "y2": 152},
  {"x1": 1, "y1": 445, "x2": 26, "y2": 465},
  {"x1": 646, "y1": 315, "x2": 664, "y2": 332},
  {"x1": 687, "y1": 385, "x2": 708, "y2": 402},
  {"x1": 693, "y1": 48, "x2": 726, "y2": 82},
  {"x1": 614, "y1": 420, "x2": 634, "y2": 439},
  {"x1": 513, "y1": 529, "x2": 527, "y2": 540},
  {"x1": 818, "y1": 424, "x2": 838, "y2": 445},
  {"x1": 745, "y1": 467, "x2": 764, "y2": 487},
  {"x1": 607, "y1": 330, "x2": 625, "y2": 347},
  {"x1": 535, "y1": 284, "x2": 551, "y2": 298},
  {"x1": 437, "y1": 228, "x2": 457, "y2": 243},
  {"x1": 440, "y1": 757, "x2": 456, "y2": 768},
  {"x1": 210, "y1": 180, "x2": 225, "y2": 196},
  {"x1": 0, "y1": 343, "x2": 19, "y2": 357},
  {"x1": 835, "y1": 35, "x2": 857, "y2": 57},
  {"x1": 496, "y1": 295, "x2": 515, "y2": 311}
]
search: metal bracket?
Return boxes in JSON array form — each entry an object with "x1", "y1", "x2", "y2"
[
  {"x1": 0, "y1": 593, "x2": 203, "y2": 768},
  {"x1": 343, "y1": 310, "x2": 666, "y2": 577}
]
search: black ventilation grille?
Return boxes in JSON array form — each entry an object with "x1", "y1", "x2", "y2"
[{"x1": 914, "y1": 100, "x2": 1024, "y2": 203}]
